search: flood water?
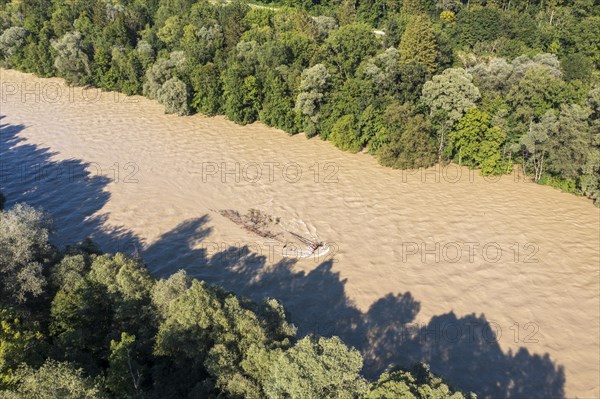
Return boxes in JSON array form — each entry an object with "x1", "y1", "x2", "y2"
[{"x1": 1, "y1": 69, "x2": 598, "y2": 398}]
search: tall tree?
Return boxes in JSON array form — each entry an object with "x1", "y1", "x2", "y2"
[
  {"x1": 324, "y1": 22, "x2": 381, "y2": 78},
  {"x1": 421, "y1": 68, "x2": 481, "y2": 160},
  {"x1": 398, "y1": 15, "x2": 439, "y2": 73},
  {"x1": 450, "y1": 108, "x2": 507, "y2": 175},
  {"x1": 0, "y1": 204, "x2": 53, "y2": 305}
]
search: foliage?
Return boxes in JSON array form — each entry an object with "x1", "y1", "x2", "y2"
[
  {"x1": 0, "y1": 309, "x2": 44, "y2": 388},
  {"x1": 398, "y1": 15, "x2": 438, "y2": 73},
  {"x1": 157, "y1": 76, "x2": 190, "y2": 116},
  {"x1": 2, "y1": 359, "x2": 104, "y2": 398},
  {"x1": 421, "y1": 68, "x2": 481, "y2": 127},
  {"x1": 264, "y1": 336, "x2": 368, "y2": 399},
  {"x1": 324, "y1": 23, "x2": 381, "y2": 78},
  {"x1": 0, "y1": 204, "x2": 53, "y2": 305},
  {"x1": 450, "y1": 108, "x2": 508, "y2": 175},
  {"x1": 50, "y1": 31, "x2": 90, "y2": 85},
  {"x1": 367, "y1": 364, "x2": 472, "y2": 399},
  {"x1": 378, "y1": 109, "x2": 438, "y2": 170},
  {"x1": 0, "y1": 26, "x2": 27, "y2": 63},
  {"x1": 330, "y1": 114, "x2": 362, "y2": 153}
]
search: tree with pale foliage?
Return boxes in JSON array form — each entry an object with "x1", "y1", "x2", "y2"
[
  {"x1": 421, "y1": 68, "x2": 481, "y2": 125},
  {"x1": 0, "y1": 26, "x2": 27, "y2": 62},
  {"x1": 0, "y1": 204, "x2": 53, "y2": 305},
  {"x1": 518, "y1": 110, "x2": 556, "y2": 181},
  {"x1": 296, "y1": 63, "x2": 330, "y2": 136},
  {"x1": 157, "y1": 77, "x2": 189, "y2": 116},
  {"x1": 546, "y1": 104, "x2": 591, "y2": 181},
  {"x1": 51, "y1": 31, "x2": 91, "y2": 85},
  {"x1": 421, "y1": 68, "x2": 480, "y2": 160}
]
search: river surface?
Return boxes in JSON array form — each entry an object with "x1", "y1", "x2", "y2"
[{"x1": 1, "y1": 69, "x2": 598, "y2": 398}]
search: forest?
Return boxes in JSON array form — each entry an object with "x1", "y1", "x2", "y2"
[
  {"x1": 0, "y1": 0, "x2": 598, "y2": 204},
  {"x1": 0, "y1": 194, "x2": 475, "y2": 398}
]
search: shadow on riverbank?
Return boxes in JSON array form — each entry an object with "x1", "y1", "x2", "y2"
[{"x1": 1, "y1": 119, "x2": 565, "y2": 398}]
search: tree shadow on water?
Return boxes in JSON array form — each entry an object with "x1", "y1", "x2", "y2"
[
  {"x1": 0, "y1": 119, "x2": 140, "y2": 252},
  {"x1": 144, "y1": 215, "x2": 566, "y2": 399},
  {"x1": 1, "y1": 120, "x2": 566, "y2": 398}
]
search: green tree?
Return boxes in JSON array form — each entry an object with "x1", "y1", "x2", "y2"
[
  {"x1": 456, "y1": 7, "x2": 506, "y2": 48},
  {"x1": 157, "y1": 15, "x2": 183, "y2": 48},
  {"x1": 260, "y1": 69, "x2": 300, "y2": 134},
  {"x1": 398, "y1": 15, "x2": 438, "y2": 73},
  {"x1": 49, "y1": 254, "x2": 88, "y2": 293},
  {"x1": 561, "y1": 53, "x2": 593, "y2": 82},
  {"x1": 50, "y1": 280, "x2": 112, "y2": 371},
  {"x1": 191, "y1": 62, "x2": 223, "y2": 115},
  {"x1": 223, "y1": 61, "x2": 262, "y2": 125},
  {"x1": 2, "y1": 360, "x2": 104, "y2": 399},
  {"x1": 330, "y1": 114, "x2": 362, "y2": 153},
  {"x1": 264, "y1": 336, "x2": 368, "y2": 399},
  {"x1": 358, "y1": 104, "x2": 387, "y2": 152},
  {"x1": 450, "y1": 108, "x2": 507, "y2": 175},
  {"x1": 105, "y1": 47, "x2": 143, "y2": 95},
  {"x1": 378, "y1": 107, "x2": 437, "y2": 170},
  {"x1": 0, "y1": 308, "x2": 44, "y2": 388},
  {"x1": 507, "y1": 67, "x2": 575, "y2": 137},
  {"x1": 324, "y1": 22, "x2": 381, "y2": 78},
  {"x1": 367, "y1": 364, "x2": 471, "y2": 399},
  {"x1": 106, "y1": 332, "x2": 143, "y2": 398},
  {"x1": 582, "y1": 88, "x2": 600, "y2": 204},
  {"x1": 421, "y1": 68, "x2": 481, "y2": 160}
]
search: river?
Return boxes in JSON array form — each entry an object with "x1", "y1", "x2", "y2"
[{"x1": 1, "y1": 69, "x2": 598, "y2": 398}]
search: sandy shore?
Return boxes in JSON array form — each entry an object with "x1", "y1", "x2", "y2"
[{"x1": 1, "y1": 68, "x2": 598, "y2": 398}]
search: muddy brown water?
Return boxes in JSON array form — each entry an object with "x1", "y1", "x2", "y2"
[{"x1": 1, "y1": 69, "x2": 598, "y2": 398}]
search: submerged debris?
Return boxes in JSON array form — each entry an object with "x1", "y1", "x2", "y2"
[{"x1": 214, "y1": 208, "x2": 324, "y2": 256}]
